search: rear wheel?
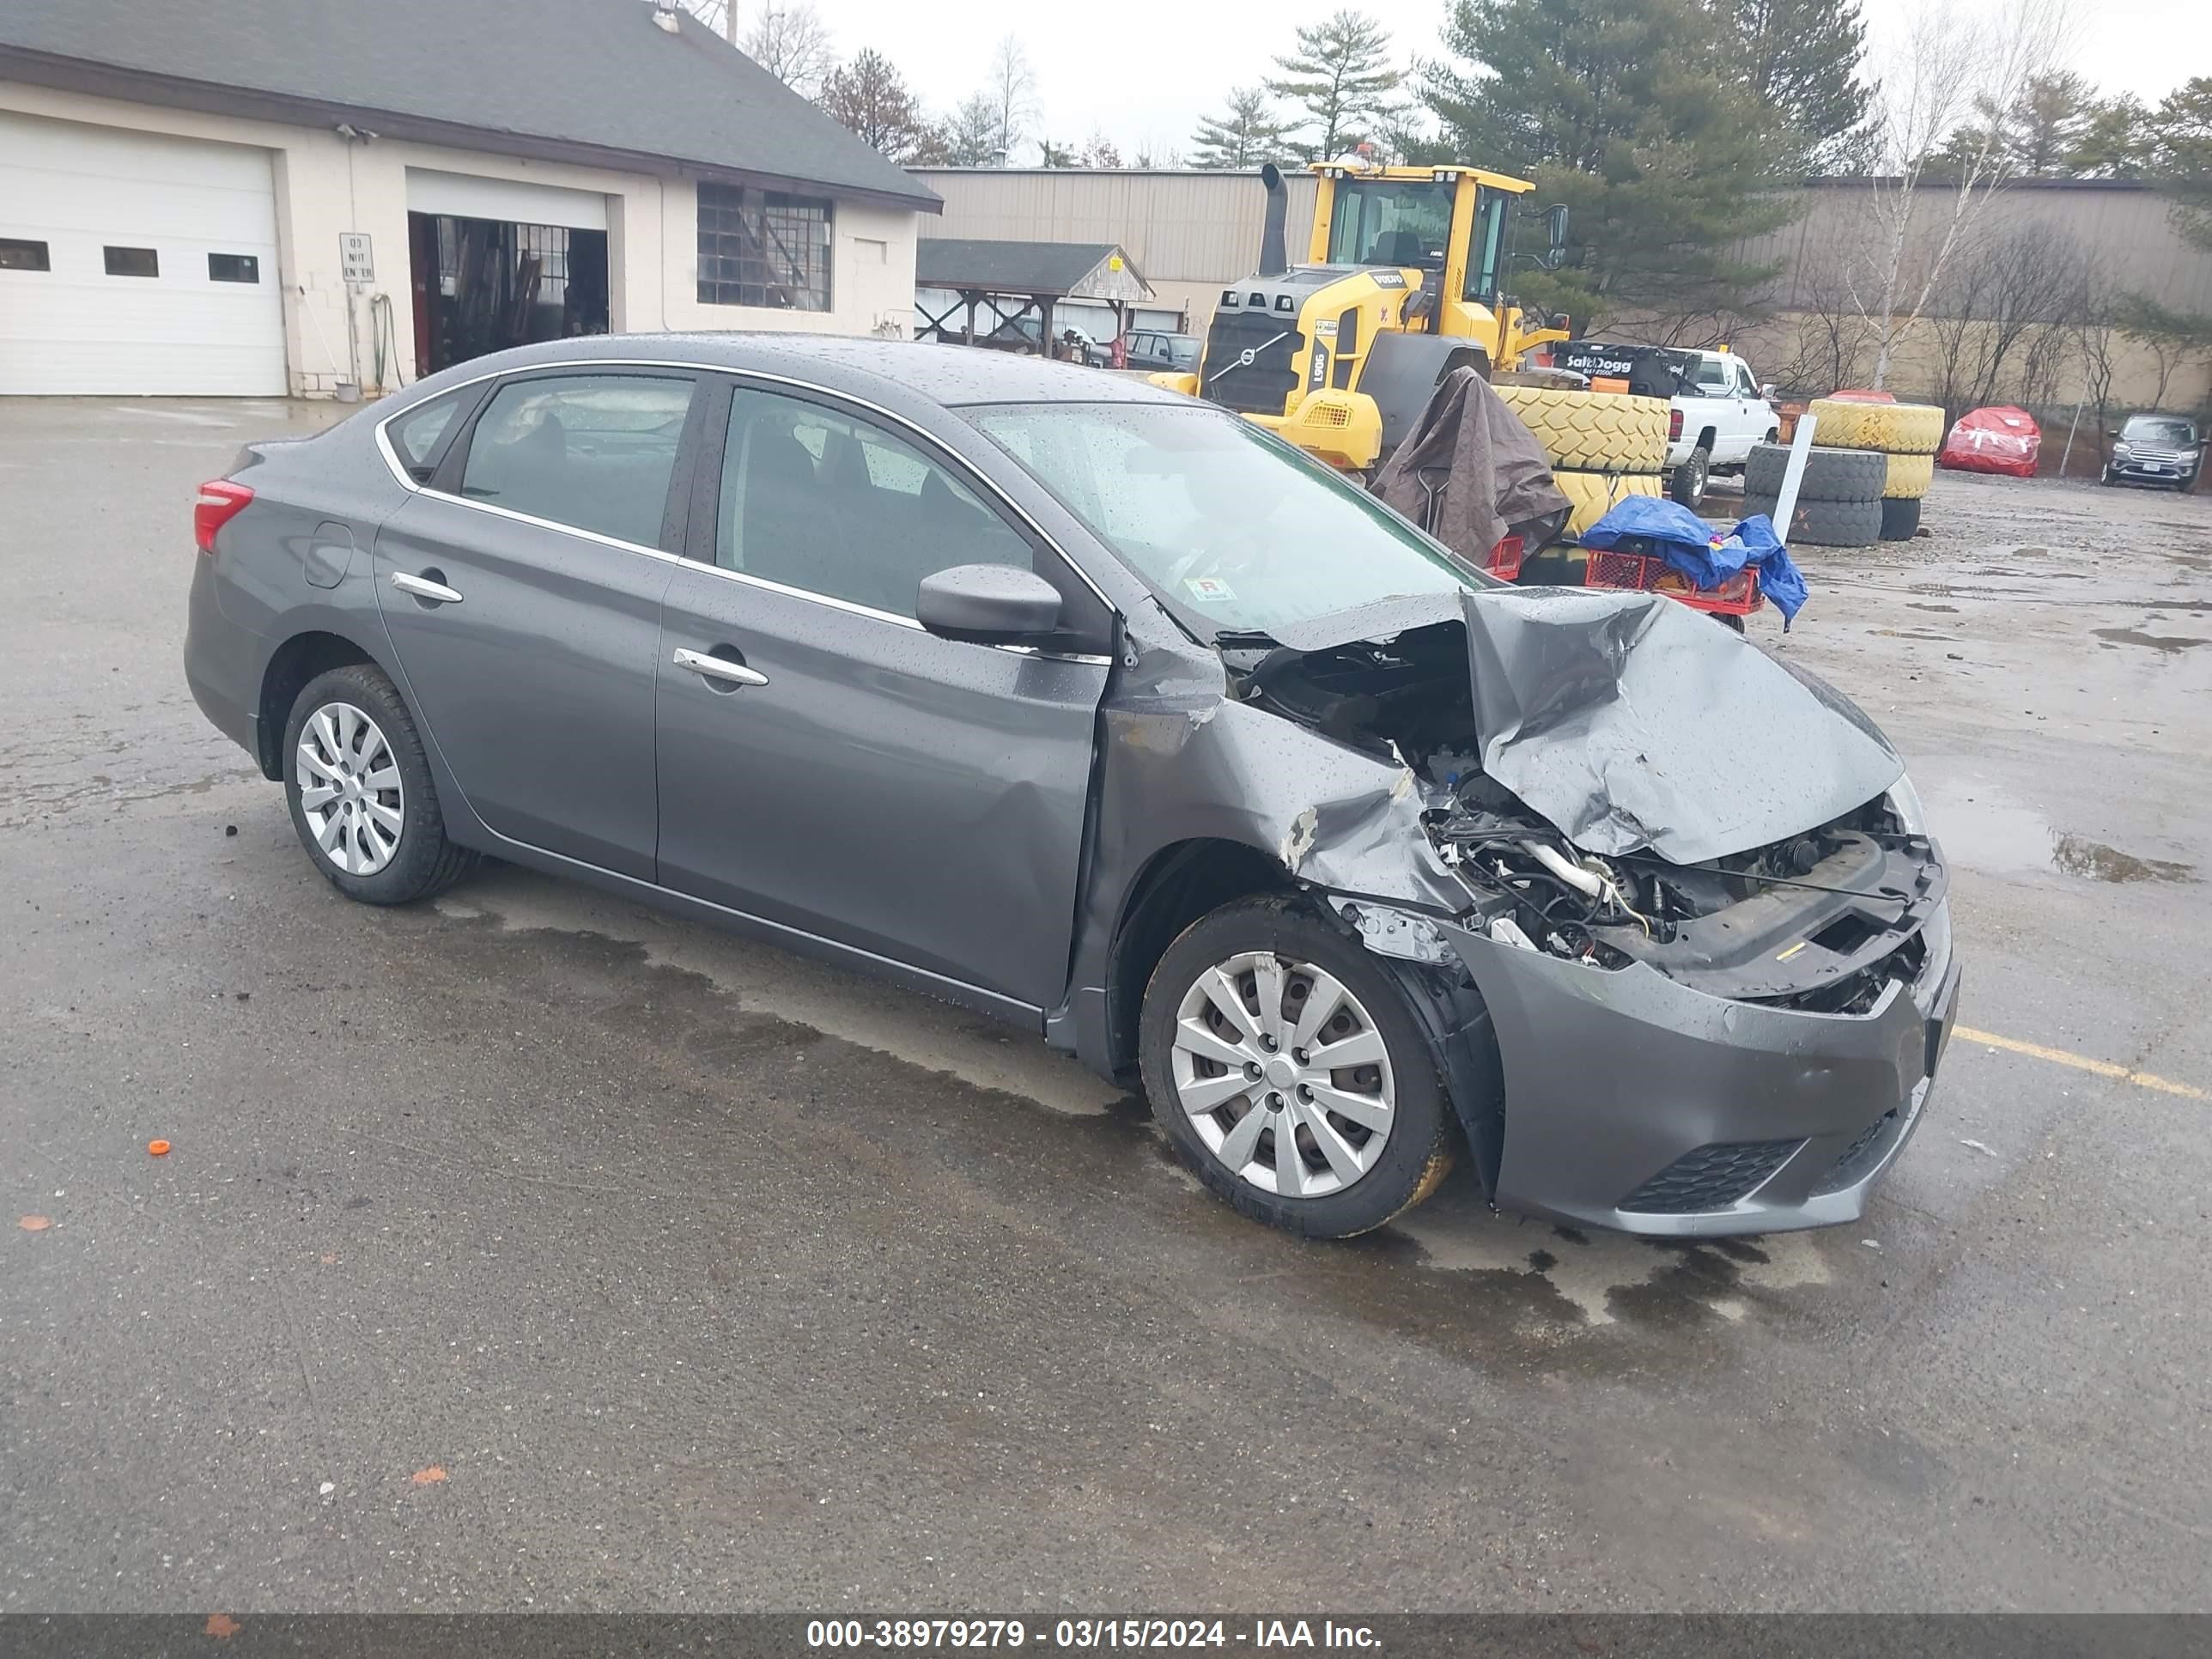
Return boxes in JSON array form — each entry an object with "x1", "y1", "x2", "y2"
[
  {"x1": 283, "y1": 663, "x2": 477, "y2": 905},
  {"x1": 1139, "y1": 897, "x2": 1456, "y2": 1238},
  {"x1": 1668, "y1": 445, "x2": 1711, "y2": 509}
]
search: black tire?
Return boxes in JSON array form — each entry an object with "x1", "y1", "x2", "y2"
[
  {"x1": 1717, "y1": 611, "x2": 1747, "y2": 633},
  {"x1": 2099, "y1": 468, "x2": 2116, "y2": 486},
  {"x1": 1742, "y1": 489, "x2": 1884, "y2": 548},
  {"x1": 1139, "y1": 896, "x2": 1461, "y2": 1239},
  {"x1": 283, "y1": 662, "x2": 477, "y2": 905},
  {"x1": 1880, "y1": 495, "x2": 1923, "y2": 541},
  {"x1": 1743, "y1": 442, "x2": 1888, "y2": 501},
  {"x1": 1668, "y1": 444, "x2": 1711, "y2": 509}
]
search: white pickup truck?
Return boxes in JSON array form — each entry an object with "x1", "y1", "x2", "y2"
[{"x1": 1550, "y1": 343, "x2": 1780, "y2": 510}]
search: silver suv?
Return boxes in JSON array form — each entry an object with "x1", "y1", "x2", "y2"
[{"x1": 2103, "y1": 413, "x2": 2203, "y2": 489}]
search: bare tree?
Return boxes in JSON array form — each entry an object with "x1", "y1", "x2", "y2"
[
  {"x1": 985, "y1": 35, "x2": 1036, "y2": 165},
  {"x1": 1920, "y1": 221, "x2": 2094, "y2": 410},
  {"x1": 1774, "y1": 256, "x2": 1880, "y2": 392},
  {"x1": 1851, "y1": 0, "x2": 2076, "y2": 387},
  {"x1": 1079, "y1": 131, "x2": 1125, "y2": 169},
  {"x1": 744, "y1": 2, "x2": 836, "y2": 99}
]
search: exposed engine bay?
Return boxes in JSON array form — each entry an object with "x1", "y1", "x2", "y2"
[{"x1": 1227, "y1": 611, "x2": 1944, "y2": 1013}]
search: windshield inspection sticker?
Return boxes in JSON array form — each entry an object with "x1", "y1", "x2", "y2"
[{"x1": 1184, "y1": 576, "x2": 1237, "y2": 603}]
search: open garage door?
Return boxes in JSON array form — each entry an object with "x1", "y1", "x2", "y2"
[
  {"x1": 406, "y1": 169, "x2": 610, "y2": 377},
  {"x1": 0, "y1": 111, "x2": 286, "y2": 397}
]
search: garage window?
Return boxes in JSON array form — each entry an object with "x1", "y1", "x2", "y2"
[
  {"x1": 696, "y1": 183, "x2": 832, "y2": 312},
  {"x1": 0, "y1": 238, "x2": 50, "y2": 271},
  {"x1": 458, "y1": 373, "x2": 696, "y2": 549},
  {"x1": 105, "y1": 246, "x2": 159, "y2": 277},
  {"x1": 208, "y1": 253, "x2": 260, "y2": 283}
]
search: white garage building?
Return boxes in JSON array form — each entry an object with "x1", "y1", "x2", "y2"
[{"x1": 0, "y1": 0, "x2": 939, "y2": 398}]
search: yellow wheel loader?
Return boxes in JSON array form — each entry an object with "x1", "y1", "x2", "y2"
[{"x1": 1153, "y1": 160, "x2": 1571, "y2": 472}]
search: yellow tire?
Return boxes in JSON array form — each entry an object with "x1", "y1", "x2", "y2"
[
  {"x1": 1808, "y1": 398, "x2": 1947, "y2": 455},
  {"x1": 1553, "y1": 469, "x2": 1663, "y2": 538},
  {"x1": 1883, "y1": 451, "x2": 1935, "y2": 500},
  {"x1": 1497, "y1": 386, "x2": 1672, "y2": 473}
]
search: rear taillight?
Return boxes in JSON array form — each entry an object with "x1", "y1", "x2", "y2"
[
  {"x1": 194, "y1": 480, "x2": 254, "y2": 553},
  {"x1": 1668, "y1": 409, "x2": 1683, "y2": 441}
]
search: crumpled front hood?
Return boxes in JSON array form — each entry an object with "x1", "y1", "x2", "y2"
[
  {"x1": 1457, "y1": 586, "x2": 1902, "y2": 863},
  {"x1": 1243, "y1": 586, "x2": 1905, "y2": 866}
]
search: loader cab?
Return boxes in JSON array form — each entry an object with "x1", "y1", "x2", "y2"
[{"x1": 1309, "y1": 163, "x2": 1528, "y2": 319}]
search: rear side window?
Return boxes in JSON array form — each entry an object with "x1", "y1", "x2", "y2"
[
  {"x1": 388, "y1": 392, "x2": 468, "y2": 477},
  {"x1": 459, "y1": 374, "x2": 695, "y2": 548}
]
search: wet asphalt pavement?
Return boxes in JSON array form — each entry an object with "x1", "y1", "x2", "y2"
[{"x1": 3, "y1": 399, "x2": 2209, "y2": 1613}]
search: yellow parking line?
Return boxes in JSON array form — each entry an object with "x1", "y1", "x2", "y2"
[{"x1": 1953, "y1": 1025, "x2": 2206, "y2": 1099}]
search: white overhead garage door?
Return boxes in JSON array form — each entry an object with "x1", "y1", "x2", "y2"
[{"x1": 0, "y1": 111, "x2": 287, "y2": 396}]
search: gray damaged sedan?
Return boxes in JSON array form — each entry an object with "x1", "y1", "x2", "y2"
[{"x1": 185, "y1": 337, "x2": 1960, "y2": 1239}]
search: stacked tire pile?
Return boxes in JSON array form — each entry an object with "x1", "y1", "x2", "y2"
[
  {"x1": 1741, "y1": 398, "x2": 1947, "y2": 545},
  {"x1": 1494, "y1": 385, "x2": 1672, "y2": 538}
]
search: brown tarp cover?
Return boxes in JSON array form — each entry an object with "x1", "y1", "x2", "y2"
[{"x1": 1374, "y1": 367, "x2": 1572, "y2": 562}]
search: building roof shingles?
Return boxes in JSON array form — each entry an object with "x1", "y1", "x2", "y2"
[{"x1": 0, "y1": 0, "x2": 938, "y2": 209}]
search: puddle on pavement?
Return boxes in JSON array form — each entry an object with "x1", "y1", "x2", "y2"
[
  {"x1": 1922, "y1": 785, "x2": 2197, "y2": 884},
  {"x1": 434, "y1": 872, "x2": 1123, "y2": 1116},
  {"x1": 1384, "y1": 1191, "x2": 1835, "y2": 1336},
  {"x1": 2094, "y1": 626, "x2": 2209, "y2": 653},
  {"x1": 1906, "y1": 603, "x2": 1959, "y2": 613},
  {"x1": 2050, "y1": 836, "x2": 2195, "y2": 884}
]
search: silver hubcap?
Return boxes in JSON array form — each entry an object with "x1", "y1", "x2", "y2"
[
  {"x1": 296, "y1": 702, "x2": 404, "y2": 876},
  {"x1": 1170, "y1": 951, "x2": 1395, "y2": 1199}
]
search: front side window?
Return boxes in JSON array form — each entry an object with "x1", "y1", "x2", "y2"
[
  {"x1": 697, "y1": 183, "x2": 833, "y2": 311},
  {"x1": 716, "y1": 387, "x2": 1031, "y2": 619},
  {"x1": 969, "y1": 400, "x2": 1480, "y2": 640},
  {"x1": 1325, "y1": 180, "x2": 1452, "y2": 270},
  {"x1": 458, "y1": 374, "x2": 694, "y2": 547}
]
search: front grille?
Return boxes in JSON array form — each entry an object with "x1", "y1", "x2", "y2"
[
  {"x1": 1203, "y1": 311, "x2": 1302, "y2": 415},
  {"x1": 1811, "y1": 1107, "x2": 1904, "y2": 1195},
  {"x1": 1620, "y1": 1139, "x2": 1802, "y2": 1214}
]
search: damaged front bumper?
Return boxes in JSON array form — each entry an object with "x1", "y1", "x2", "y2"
[{"x1": 1433, "y1": 902, "x2": 1960, "y2": 1236}]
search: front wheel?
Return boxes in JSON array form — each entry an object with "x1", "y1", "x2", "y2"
[
  {"x1": 283, "y1": 662, "x2": 477, "y2": 905},
  {"x1": 1139, "y1": 896, "x2": 1458, "y2": 1238},
  {"x1": 1669, "y1": 445, "x2": 1711, "y2": 510}
]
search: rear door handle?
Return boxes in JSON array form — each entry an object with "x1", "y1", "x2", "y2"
[
  {"x1": 673, "y1": 647, "x2": 769, "y2": 688},
  {"x1": 391, "y1": 571, "x2": 464, "y2": 605}
]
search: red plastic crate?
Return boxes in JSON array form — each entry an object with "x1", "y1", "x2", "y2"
[{"x1": 1583, "y1": 548, "x2": 1762, "y2": 616}]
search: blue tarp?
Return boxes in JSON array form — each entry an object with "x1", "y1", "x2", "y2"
[{"x1": 1578, "y1": 496, "x2": 1810, "y2": 626}]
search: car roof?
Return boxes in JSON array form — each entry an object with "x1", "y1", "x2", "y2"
[{"x1": 434, "y1": 331, "x2": 1188, "y2": 409}]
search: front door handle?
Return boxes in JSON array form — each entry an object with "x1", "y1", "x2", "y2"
[
  {"x1": 391, "y1": 571, "x2": 464, "y2": 605},
  {"x1": 673, "y1": 647, "x2": 769, "y2": 688}
]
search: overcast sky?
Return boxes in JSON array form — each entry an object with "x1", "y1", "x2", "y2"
[{"x1": 790, "y1": 0, "x2": 2211, "y2": 163}]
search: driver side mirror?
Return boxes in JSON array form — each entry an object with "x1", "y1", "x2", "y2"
[
  {"x1": 1541, "y1": 204, "x2": 1570, "y2": 269},
  {"x1": 916, "y1": 563, "x2": 1065, "y2": 645}
]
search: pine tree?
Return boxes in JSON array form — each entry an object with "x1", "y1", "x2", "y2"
[
  {"x1": 1266, "y1": 11, "x2": 1402, "y2": 161},
  {"x1": 1725, "y1": 0, "x2": 1872, "y2": 170},
  {"x1": 1190, "y1": 88, "x2": 1291, "y2": 168},
  {"x1": 2144, "y1": 76, "x2": 2212, "y2": 250},
  {"x1": 1424, "y1": 0, "x2": 1798, "y2": 330},
  {"x1": 940, "y1": 94, "x2": 1004, "y2": 167},
  {"x1": 817, "y1": 50, "x2": 927, "y2": 162}
]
